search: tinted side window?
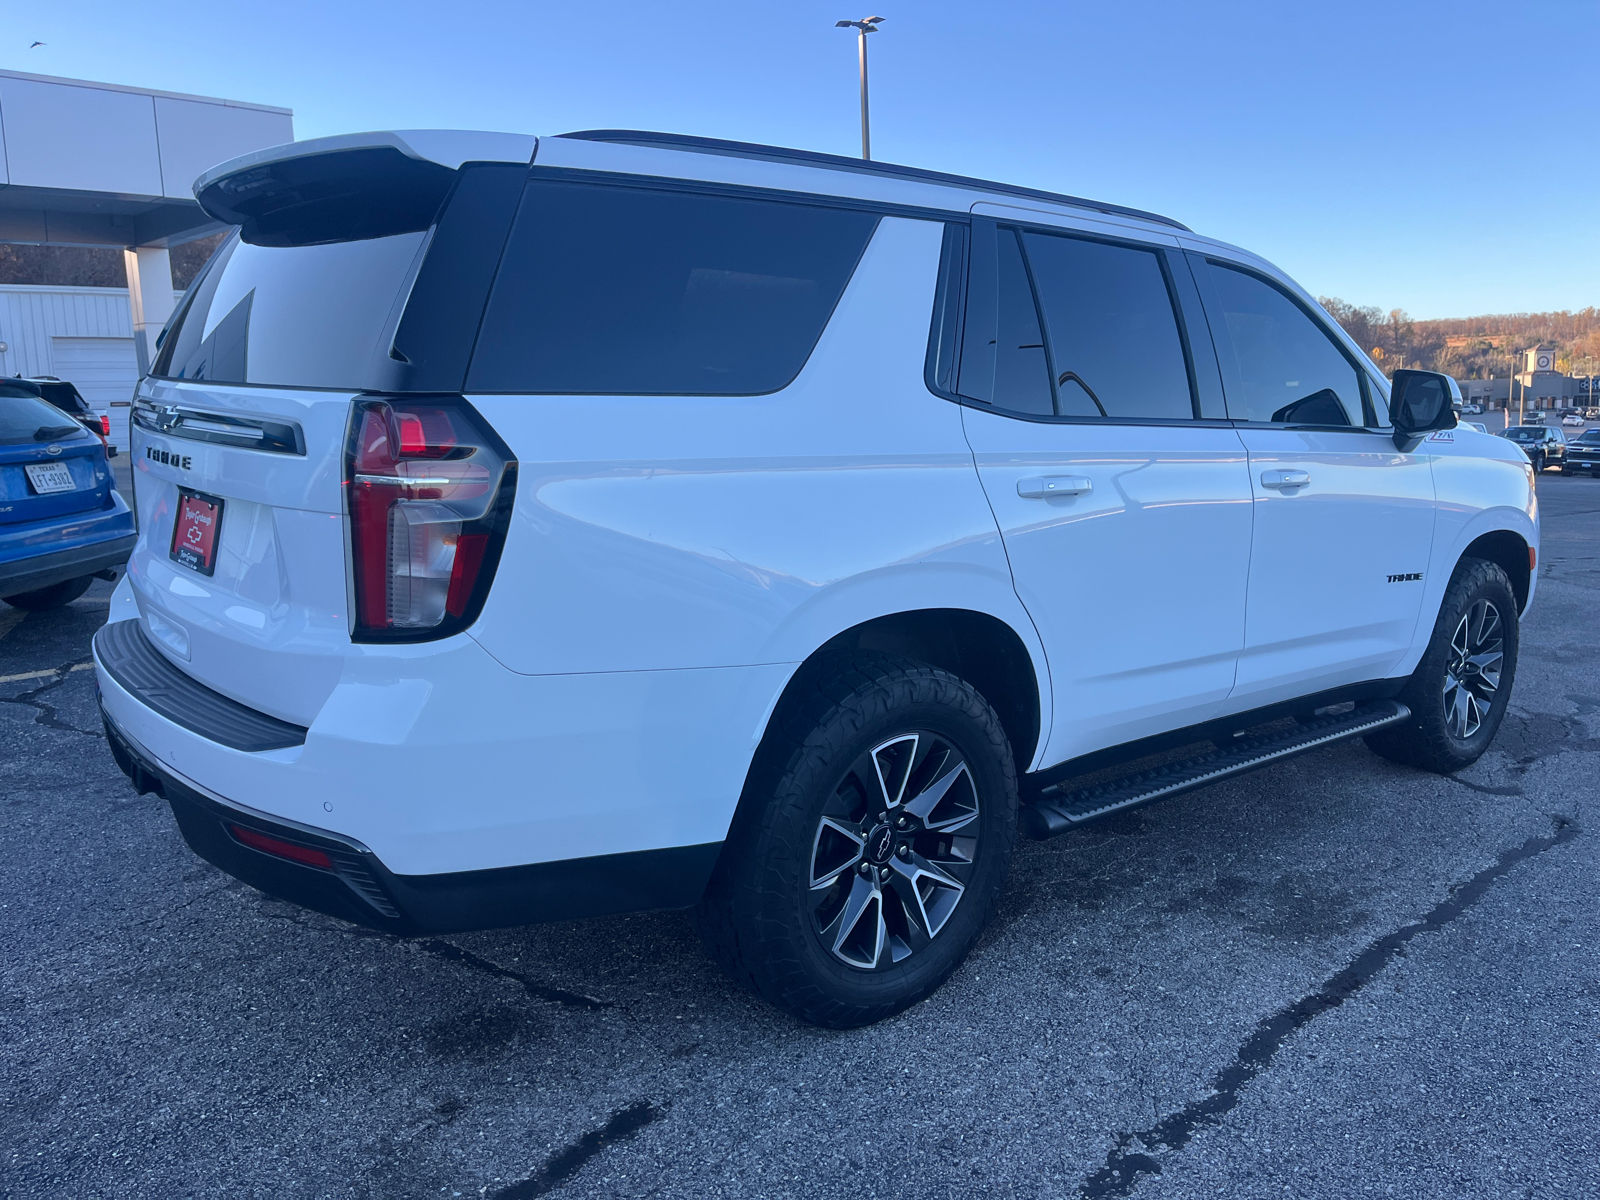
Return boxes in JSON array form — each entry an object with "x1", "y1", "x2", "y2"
[
  {"x1": 989, "y1": 230, "x2": 1054, "y2": 415},
  {"x1": 1022, "y1": 232, "x2": 1194, "y2": 421},
  {"x1": 466, "y1": 181, "x2": 879, "y2": 395},
  {"x1": 1206, "y1": 263, "x2": 1363, "y2": 425}
]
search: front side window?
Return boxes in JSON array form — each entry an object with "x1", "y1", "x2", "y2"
[
  {"x1": 1206, "y1": 263, "x2": 1364, "y2": 426},
  {"x1": 466, "y1": 181, "x2": 879, "y2": 395}
]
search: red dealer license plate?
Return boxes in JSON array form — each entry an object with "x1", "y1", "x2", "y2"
[{"x1": 170, "y1": 490, "x2": 225, "y2": 576}]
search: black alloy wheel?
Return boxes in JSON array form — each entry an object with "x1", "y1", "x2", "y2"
[
  {"x1": 1441, "y1": 598, "x2": 1504, "y2": 740},
  {"x1": 808, "y1": 731, "x2": 980, "y2": 970}
]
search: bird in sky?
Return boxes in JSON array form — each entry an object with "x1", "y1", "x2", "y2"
[{"x1": 29, "y1": 41, "x2": 45, "y2": 49}]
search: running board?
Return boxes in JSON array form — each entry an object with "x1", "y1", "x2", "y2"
[{"x1": 1021, "y1": 700, "x2": 1411, "y2": 840}]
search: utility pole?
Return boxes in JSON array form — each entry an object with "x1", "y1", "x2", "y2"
[{"x1": 836, "y1": 16, "x2": 885, "y2": 160}]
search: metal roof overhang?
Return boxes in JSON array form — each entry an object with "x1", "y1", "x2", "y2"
[{"x1": 0, "y1": 183, "x2": 223, "y2": 248}]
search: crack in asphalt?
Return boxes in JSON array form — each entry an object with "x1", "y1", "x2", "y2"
[
  {"x1": 489, "y1": 1101, "x2": 666, "y2": 1199},
  {"x1": 1077, "y1": 815, "x2": 1582, "y2": 1198},
  {"x1": 253, "y1": 905, "x2": 612, "y2": 1012},
  {"x1": 0, "y1": 656, "x2": 101, "y2": 737},
  {"x1": 1445, "y1": 775, "x2": 1525, "y2": 797},
  {"x1": 413, "y1": 939, "x2": 613, "y2": 1012}
]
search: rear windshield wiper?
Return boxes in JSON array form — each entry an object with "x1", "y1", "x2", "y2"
[{"x1": 34, "y1": 424, "x2": 81, "y2": 441}]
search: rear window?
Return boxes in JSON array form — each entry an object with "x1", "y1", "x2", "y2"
[
  {"x1": 466, "y1": 180, "x2": 879, "y2": 395},
  {"x1": 0, "y1": 393, "x2": 88, "y2": 446},
  {"x1": 151, "y1": 230, "x2": 428, "y2": 388}
]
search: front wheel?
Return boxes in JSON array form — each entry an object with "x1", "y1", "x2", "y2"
[
  {"x1": 695, "y1": 653, "x2": 1018, "y2": 1028},
  {"x1": 1366, "y1": 557, "x2": 1519, "y2": 773}
]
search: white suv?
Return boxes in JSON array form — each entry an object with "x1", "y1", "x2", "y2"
[{"x1": 96, "y1": 130, "x2": 1538, "y2": 1027}]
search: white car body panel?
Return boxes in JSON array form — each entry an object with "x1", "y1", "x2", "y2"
[
  {"x1": 963, "y1": 408, "x2": 1254, "y2": 764},
  {"x1": 1226, "y1": 427, "x2": 1437, "y2": 707}
]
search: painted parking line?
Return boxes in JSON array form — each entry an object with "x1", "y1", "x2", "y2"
[{"x1": 0, "y1": 662, "x2": 96, "y2": 686}]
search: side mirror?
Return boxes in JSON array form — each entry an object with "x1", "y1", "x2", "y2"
[{"x1": 1390, "y1": 369, "x2": 1460, "y2": 450}]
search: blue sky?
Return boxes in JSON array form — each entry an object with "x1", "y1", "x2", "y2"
[{"x1": 3, "y1": 0, "x2": 1593, "y2": 320}]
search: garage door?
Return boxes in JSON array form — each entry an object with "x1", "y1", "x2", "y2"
[{"x1": 50, "y1": 337, "x2": 138, "y2": 450}]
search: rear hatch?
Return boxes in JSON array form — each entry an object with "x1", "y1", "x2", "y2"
[
  {"x1": 0, "y1": 391, "x2": 112, "y2": 527},
  {"x1": 124, "y1": 133, "x2": 531, "y2": 726}
]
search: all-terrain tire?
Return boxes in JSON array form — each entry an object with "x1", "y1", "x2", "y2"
[
  {"x1": 694, "y1": 652, "x2": 1018, "y2": 1028},
  {"x1": 1, "y1": 575, "x2": 92, "y2": 611},
  {"x1": 1366, "y1": 557, "x2": 1519, "y2": 773}
]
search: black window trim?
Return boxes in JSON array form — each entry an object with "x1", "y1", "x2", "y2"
[
  {"x1": 1190, "y1": 252, "x2": 1392, "y2": 435},
  {"x1": 924, "y1": 215, "x2": 1235, "y2": 429}
]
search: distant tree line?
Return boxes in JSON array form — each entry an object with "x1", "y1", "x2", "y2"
[{"x1": 1319, "y1": 298, "x2": 1600, "y2": 381}]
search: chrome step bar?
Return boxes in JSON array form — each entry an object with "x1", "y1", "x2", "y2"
[{"x1": 1021, "y1": 700, "x2": 1411, "y2": 839}]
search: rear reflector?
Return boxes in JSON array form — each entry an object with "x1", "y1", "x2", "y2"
[
  {"x1": 228, "y1": 823, "x2": 334, "y2": 871},
  {"x1": 1529, "y1": 546, "x2": 1537, "y2": 570}
]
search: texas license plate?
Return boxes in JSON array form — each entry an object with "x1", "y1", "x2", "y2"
[
  {"x1": 170, "y1": 490, "x2": 224, "y2": 576},
  {"x1": 24, "y1": 461, "x2": 76, "y2": 494}
]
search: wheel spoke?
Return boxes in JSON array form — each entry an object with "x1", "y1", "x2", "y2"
[
  {"x1": 825, "y1": 873, "x2": 884, "y2": 968},
  {"x1": 903, "y1": 761, "x2": 979, "y2": 833},
  {"x1": 871, "y1": 735, "x2": 919, "y2": 812},
  {"x1": 888, "y1": 850, "x2": 966, "y2": 938},
  {"x1": 810, "y1": 817, "x2": 865, "y2": 890},
  {"x1": 1466, "y1": 648, "x2": 1503, "y2": 687}
]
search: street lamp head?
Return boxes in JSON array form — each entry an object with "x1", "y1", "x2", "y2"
[{"x1": 836, "y1": 16, "x2": 884, "y2": 31}]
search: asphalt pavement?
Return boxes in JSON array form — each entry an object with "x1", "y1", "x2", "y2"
[{"x1": 2, "y1": 474, "x2": 1597, "y2": 1200}]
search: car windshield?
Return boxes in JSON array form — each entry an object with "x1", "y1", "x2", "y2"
[
  {"x1": 1576, "y1": 431, "x2": 1600, "y2": 444},
  {"x1": 0, "y1": 392, "x2": 90, "y2": 446},
  {"x1": 1505, "y1": 428, "x2": 1539, "y2": 439}
]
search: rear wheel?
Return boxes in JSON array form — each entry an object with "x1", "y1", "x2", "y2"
[
  {"x1": 1, "y1": 575, "x2": 92, "y2": 611},
  {"x1": 1366, "y1": 558, "x2": 1518, "y2": 773},
  {"x1": 695, "y1": 653, "x2": 1017, "y2": 1028}
]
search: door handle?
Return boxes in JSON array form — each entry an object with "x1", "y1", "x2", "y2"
[
  {"x1": 1260, "y1": 469, "x2": 1310, "y2": 490},
  {"x1": 1017, "y1": 475, "x2": 1093, "y2": 499}
]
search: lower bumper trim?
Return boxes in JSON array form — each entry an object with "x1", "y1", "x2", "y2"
[
  {"x1": 0, "y1": 532, "x2": 135, "y2": 596},
  {"x1": 101, "y1": 704, "x2": 722, "y2": 935}
]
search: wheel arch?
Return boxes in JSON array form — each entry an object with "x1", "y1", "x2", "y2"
[
  {"x1": 757, "y1": 607, "x2": 1044, "y2": 786},
  {"x1": 1460, "y1": 528, "x2": 1532, "y2": 614}
]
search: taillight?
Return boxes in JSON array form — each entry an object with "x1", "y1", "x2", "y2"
[
  {"x1": 345, "y1": 398, "x2": 516, "y2": 641},
  {"x1": 100, "y1": 414, "x2": 111, "y2": 436}
]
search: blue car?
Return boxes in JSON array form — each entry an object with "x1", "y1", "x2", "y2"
[{"x1": 1, "y1": 388, "x2": 135, "y2": 610}]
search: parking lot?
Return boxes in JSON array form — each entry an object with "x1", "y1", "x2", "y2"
[{"x1": 2, "y1": 474, "x2": 1596, "y2": 1200}]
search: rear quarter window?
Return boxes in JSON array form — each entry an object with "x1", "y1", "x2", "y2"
[{"x1": 465, "y1": 180, "x2": 879, "y2": 395}]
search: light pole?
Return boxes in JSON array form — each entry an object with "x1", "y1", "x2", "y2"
[{"x1": 836, "y1": 16, "x2": 884, "y2": 160}]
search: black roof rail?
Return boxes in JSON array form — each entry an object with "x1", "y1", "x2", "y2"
[{"x1": 552, "y1": 129, "x2": 1191, "y2": 233}]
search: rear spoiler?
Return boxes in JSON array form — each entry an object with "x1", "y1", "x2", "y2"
[{"x1": 194, "y1": 130, "x2": 537, "y2": 247}]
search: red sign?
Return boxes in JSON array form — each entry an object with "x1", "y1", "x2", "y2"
[{"x1": 170, "y1": 490, "x2": 224, "y2": 576}]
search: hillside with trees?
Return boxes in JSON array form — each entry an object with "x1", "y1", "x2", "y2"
[{"x1": 1319, "y1": 298, "x2": 1600, "y2": 381}]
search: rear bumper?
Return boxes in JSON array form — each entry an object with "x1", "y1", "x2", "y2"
[
  {"x1": 101, "y1": 702, "x2": 722, "y2": 935},
  {"x1": 0, "y1": 529, "x2": 135, "y2": 596}
]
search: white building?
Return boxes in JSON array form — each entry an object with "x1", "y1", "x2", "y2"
[{"x1": 0, "y1": 69, "x2": 293, "y2": 446}]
